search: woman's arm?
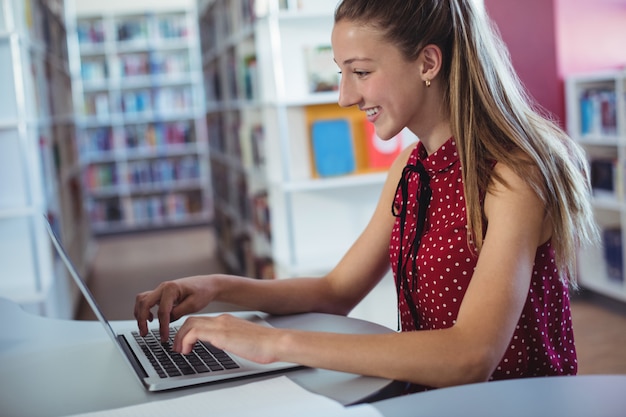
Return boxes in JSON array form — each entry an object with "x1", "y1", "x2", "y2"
[
  {"x1": 174, "y1": 161, "x2": 551, "y2": 388},
  {"x1": 135, "y1": 144, "x2": 415, "y2": 340}
]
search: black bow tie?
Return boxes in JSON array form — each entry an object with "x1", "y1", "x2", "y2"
[{"x1": 392, "y1": 161, "x2": 432, "y2": 330}]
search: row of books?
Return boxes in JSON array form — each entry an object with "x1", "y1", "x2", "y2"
[
  {"x1": 77, "y1": 13, "x2": 190, "y2": 46},
  {"x1": 84, "y1": 163, "x2": 117, "y2": 189},
  {"x1": 208, "y1": 117, "x2": 265, "y2": 170},
  {"x1": 128, "y1": 192, "x2": 202, "y2": 223},
  {"x1": 310, "y1": 118, "x2": 403, "y2": 177},
  {"x1": 203, "y1": 50, "x2": 261, "y2": 103},
  {"x1": 83, "y1": 87, "x2": 194, "y2": 118},
  {"x1": 83, "y1": 156, "x2": 200, "y2": 190},
  {"x1": 76, "y1": 18, "x2": 105, "y2": 45},
  {"x1": 80, "y1": 121, "x2": 197, "y2": 156},
  {"x1": 89, "y1": 191, "x2": 203, "y2": 223},
  {"x1": 125, "y1": 121, "x2": 196, "y2": 149},
  {"x1": 116, "y1": 18, "x2": 148, "y2": 43},
  {"x1": 81, "y1": 51, "x2": 191, "y2": 82},
  {"x1": 81, "y1": 127, "x2": 114, "y2": 155},
  {"x1": 127, "y1": 156, "x2": 200, "y2": 186},
  {"x1": 199, "y1": 0, "x2": 256, "y2": 54},
  {"x1": 579, "y1": 89, "x2": 619, "y2": 137},
  {"x1": 89, "y1": 198, "x2": 123, "y2": 222},
  {"x1": 156, "y1": 14, "x2": 190, "y2": 40}
]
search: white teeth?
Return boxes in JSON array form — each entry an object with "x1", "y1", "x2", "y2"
[{"x1": 366, "y1": 107, "x2": 379, "y2": 117}]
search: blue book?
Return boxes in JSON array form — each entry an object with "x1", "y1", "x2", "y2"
[{"x1": 311, "y1": 119, "x2": 355, "y2": 177}]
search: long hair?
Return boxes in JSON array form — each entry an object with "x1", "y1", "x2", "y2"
[{"x1": 335, "y1": 0, "x2": 599, "y2": 284}]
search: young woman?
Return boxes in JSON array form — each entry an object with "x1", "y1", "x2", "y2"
[{"x1": 134, "y1": 0, "x2": 598, "y2": 391}]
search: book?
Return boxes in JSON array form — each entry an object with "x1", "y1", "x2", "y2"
[
  {"x1": 310, "y1": 119, "x2": 355, "y2": 177},
  {"x1": 603, "y1": 228, "x2": 623, "y2": 283},
  {"x1": 243, "y1": 54, "x2": 259, "y2": 100},
  {"x1": 579, "y1": 89, "x2": 617, "y2": 137},
  {"x1": 304, "y1": 45, "x2": 339, "y2": 94},
  {"x1": 590, "y1": 158, "x2": 617, "y2": 197},
  {"x1": 363, "y1": 121, "x2": 403, "y2": 170}
]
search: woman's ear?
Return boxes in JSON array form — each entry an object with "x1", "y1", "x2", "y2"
[{"x1": 420, "y1": 44, "x2": 443, "y2": 82}]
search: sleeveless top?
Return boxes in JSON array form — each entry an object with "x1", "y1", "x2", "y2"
[{"x1": 389, "y1": 138, "x2": 577, "y2": 389}]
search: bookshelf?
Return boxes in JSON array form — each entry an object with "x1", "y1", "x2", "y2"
[
  {"x1": 0, "y1": 0, "x2": 91, "y2": 318},
  {"x1": 565, "y1": 69, "x2": 626, "y2": 302},
  {"x1": 66, "y1": 0, "x2": 213, "y2": 234},
  {"x1": 198, "y1": 0, "x2": 416, "y2": 278},
  {"x1": 198, "y1": 0, "x2": 267, "y2": 277}
]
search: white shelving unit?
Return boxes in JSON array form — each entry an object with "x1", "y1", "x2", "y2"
[
  {"x1": 66, "y1": 0, "x2": 213, "y2": 234},
  {"x1": 566, "y1": 69, "x2": 626, "y2": 302},
  {"x1": 0, "y1": 0, "x2": 91, "y2": 318},
  {"x1": 198, "y1": 0, "x2": 415, "y2": 279}
]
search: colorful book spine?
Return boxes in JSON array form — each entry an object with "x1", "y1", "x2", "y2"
[
  {"x1": 579, "y1": 89, "x2": 618, "y2": 137},
  {"x1": 363, "y1": 121, "x2": 403, "y2": 170}
]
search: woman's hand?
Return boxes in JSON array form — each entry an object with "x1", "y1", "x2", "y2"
[
  {"x1": 174, "y1": 314, "x2": 281, "y2": 364},
  {"x1": 134, "y1": 275, "x2": 218, "y2": 341}
]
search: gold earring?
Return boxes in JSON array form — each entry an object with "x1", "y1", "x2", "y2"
[{"x1": 425, "y1": 79, "x2": 431, "y2": 87}]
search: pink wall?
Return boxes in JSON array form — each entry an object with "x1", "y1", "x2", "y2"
[
  {"x1": 556, "y1": 0, "x2": 626, "y2": 75},
  {"x1": 484, "y1": 0, "x2": 626, "y2": 127}
]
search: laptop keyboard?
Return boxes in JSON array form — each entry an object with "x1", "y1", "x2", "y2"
[{"x1": 132, "y1": 327, "x2": 240, "y2": 378}]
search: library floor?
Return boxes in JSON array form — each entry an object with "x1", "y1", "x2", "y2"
[{"x1": 78, "y1": 225, "x2": 626, "y2": 375}]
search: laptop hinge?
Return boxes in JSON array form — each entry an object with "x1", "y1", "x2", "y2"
[{"x1": 117, "y1": 335, "x2": 149, "y2": 378}]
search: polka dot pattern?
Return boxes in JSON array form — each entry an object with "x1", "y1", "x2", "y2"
[{"x1": 389, "y1": 138, "x2": 577, "y2": 382}]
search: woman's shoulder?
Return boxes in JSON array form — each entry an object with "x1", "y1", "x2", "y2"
[{"x1": 489, "y1": 149, "x2": 542, "y2": 191}]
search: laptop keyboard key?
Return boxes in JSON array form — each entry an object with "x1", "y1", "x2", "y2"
[{"x1": 132, "y1": 327, "x2": 240, "y2": 378}]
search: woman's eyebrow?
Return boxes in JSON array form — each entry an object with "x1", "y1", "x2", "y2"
[{"x1": 335, "y1": 57, "x2": 374, "y2": 66}]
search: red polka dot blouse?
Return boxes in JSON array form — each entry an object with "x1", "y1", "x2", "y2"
[{"x1": 389, "y1": 138, "x2": 577, "y2": 386}]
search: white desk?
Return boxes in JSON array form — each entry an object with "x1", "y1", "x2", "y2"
[
  {"x1": 372, "y1": 374, "x2": 626, "y2": 417},
  {"x1": 3, "y1": 296, "x2": 625, "y2": 417},
  {"x1": 0, "y1": 297, "x2": 400, "y2": 417}
]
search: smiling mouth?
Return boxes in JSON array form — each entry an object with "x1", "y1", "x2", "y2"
[{"x1": 365, "y1": 107, "x2": 380, "y2": 117}]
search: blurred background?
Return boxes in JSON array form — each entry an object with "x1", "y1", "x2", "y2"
[{"x1": 0, "y1": 0, "x2": 625, "y2": 375}]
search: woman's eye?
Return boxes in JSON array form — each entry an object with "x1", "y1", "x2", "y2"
[{"x1": 354, "y1": 70, "x2": 369, "y2": 77}]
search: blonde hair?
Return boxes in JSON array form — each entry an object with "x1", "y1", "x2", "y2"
[{"x1": 335, "y1": 0, "x2": 599, "y2": 284}]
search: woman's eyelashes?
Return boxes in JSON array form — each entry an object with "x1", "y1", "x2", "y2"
[{"x1": 337, "y1": 69, "x2": 370, "y2": 78}]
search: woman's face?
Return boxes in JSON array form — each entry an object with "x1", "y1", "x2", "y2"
[{"x1": 331, "y1": 20, "x2": 426, "y2": 140}]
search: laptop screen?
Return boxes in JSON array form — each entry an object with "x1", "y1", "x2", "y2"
[{"x1": 44, "y1": 217, "x2": 120, "y2": 344}]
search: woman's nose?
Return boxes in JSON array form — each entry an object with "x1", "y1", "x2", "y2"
[{"x1": 337, "y1": 76, "x2": 358, "y2": 108}]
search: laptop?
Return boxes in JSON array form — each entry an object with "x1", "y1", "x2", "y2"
[{"x1": 44, "y1": 218, "x2": 302, "y2": 391}]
